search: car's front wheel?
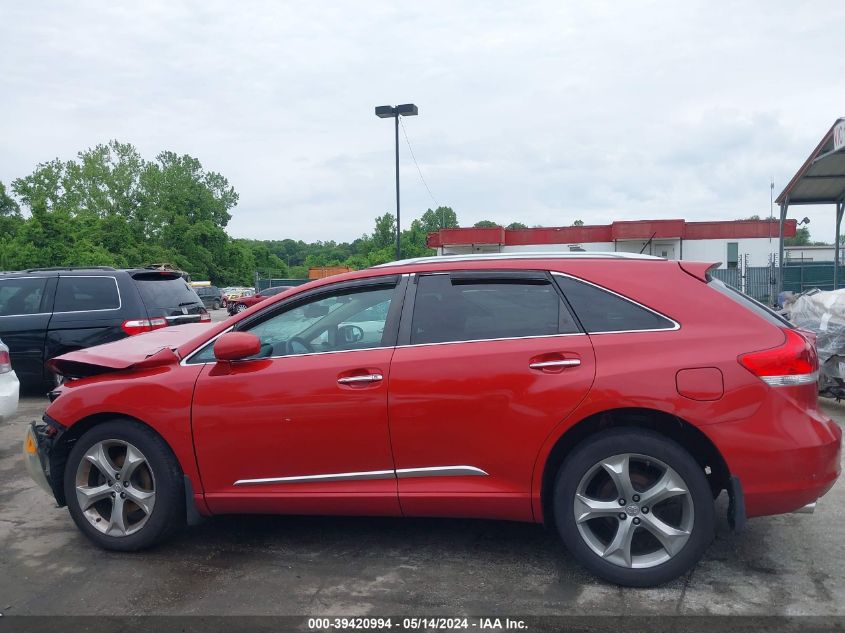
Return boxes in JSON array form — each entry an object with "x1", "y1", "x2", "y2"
[
  {"x1": 64, "y1": 419, "x2": 184, "y2": 550},
  {"x1": 235, "y1": 303, "x2": 248, "y2": 313},
  {"x1": 553, "y1": 428, "x2": 714, "y2": 587}
]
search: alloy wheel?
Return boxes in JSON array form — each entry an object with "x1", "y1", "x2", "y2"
[
  {"x1": 74, "y1": 440, "x2": 156, "y2": 537},
  {"x1": 573, "y1": 453, "x2": 693, "y2": 569}
]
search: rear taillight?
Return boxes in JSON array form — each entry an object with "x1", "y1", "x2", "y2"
[
  {"x1": 0, "y1": 349, "x2": 11, "y2": 374},
  {"x1": 121, "y1": 317, "x2": 168, "y2": 336},
  {"x1": 738, "y1": 328, "x2": 819, "y2": 387},
  {"x1": 200, "y1": 312, "x2": 211, "y2": 322}
]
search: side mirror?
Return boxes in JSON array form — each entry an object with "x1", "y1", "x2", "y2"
[{"x1": 214, "y1": 332, "x2": 261, "y2": 361}]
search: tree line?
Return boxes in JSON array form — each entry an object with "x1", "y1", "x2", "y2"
[{"x1": 0, "y1": 141, "x2": 468, "y2": 285}]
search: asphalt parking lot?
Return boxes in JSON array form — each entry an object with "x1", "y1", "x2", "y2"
[{"x1": 1, "y1": 318, "x2": 843, "y2": 617}]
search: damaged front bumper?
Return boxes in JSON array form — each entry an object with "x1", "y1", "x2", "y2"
[{"x1": 23, "y1": 416, "x2": 67, "y2": 504}]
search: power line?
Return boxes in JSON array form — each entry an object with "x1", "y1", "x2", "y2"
[{"x1": 399, "y1": 116, "x2": 439, "y2": 208}]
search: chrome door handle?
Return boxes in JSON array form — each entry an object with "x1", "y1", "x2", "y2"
[
  {"x1": 529, "y1": 359, "x2": 581, "y2": 369},
  {"x1": 337, "y1": 373, "x2": 384, "y2": 384}
]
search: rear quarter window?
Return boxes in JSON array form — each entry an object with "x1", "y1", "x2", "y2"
[
  {"x1": 553, "y1": 274, "x2": 676, "y2": 333},
  {"x1": 707, "y1": 277, "x2": 793, "y2": 329}
]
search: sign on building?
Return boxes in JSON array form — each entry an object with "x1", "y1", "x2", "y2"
[{"x1": 834, "y1": 120, "x2": 845, "y2": 153}]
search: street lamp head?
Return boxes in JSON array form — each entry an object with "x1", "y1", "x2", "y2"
[
  {"x1": 395, "y1": 103, "x2": 418, "y2": 116},
  {"x1": 374, "y1": 103, "x2": 419, "y2": 118}
]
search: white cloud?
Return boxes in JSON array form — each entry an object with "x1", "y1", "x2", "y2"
[{"x1": 1, "y1": 1, "x2": 844, "y2": 242}]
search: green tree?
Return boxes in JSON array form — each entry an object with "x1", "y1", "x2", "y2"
[
  {"x1": 0, "y1": 181, "x2": 21, "y2": 220},
  {"x1": 473, "y1": 220, "x2": 499, "y2": 228},
  {"x1": 785, "y1": 227, "x2": 811, "y2": 246},
  {"x1": 419, "y1": 206, "x2": 459, "y2": 233},
  {"x1": 572, "y1": 219, "x2": 584, "y2": 226},
  {"x1": 506, "y1": 222, "x2": 528, "y2": 230},
  {"x1": 8, "y1": 140, "x2": 241, "y2": 282},
  {"x1": 1, "y1": 181, "x2": 25, "y2": 270},
  {"x1": 372, "y1": 212, "x2": 397, "y2": 250}
]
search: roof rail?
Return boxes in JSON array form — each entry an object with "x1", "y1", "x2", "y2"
[
  {"x1": 23, "y1": 266, "x2": 118, "y2": 273},
  {"x1": 374, "y1": 252, "x2": 663, "y2": 268}
]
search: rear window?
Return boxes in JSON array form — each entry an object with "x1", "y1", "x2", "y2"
[
  {"x1": 54, "y1": 276, "x2": 120, "y2": 312},
  {"x1": 134, "y1": 276, "x2": 202, "y2": 309},
  {"x1": 554, "y1": 274, "x2": 676, "y2": 333},
  {"x1": 707, "y1": 277, "x2": 793, "y2": 328}
]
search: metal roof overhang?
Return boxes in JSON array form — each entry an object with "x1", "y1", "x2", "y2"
[
  {"x1": 776, "y1": 118, "x2": 845, "y2": 206},
  {"x1": 775, "y1": 118, "x2": 845, "y2": 293}
]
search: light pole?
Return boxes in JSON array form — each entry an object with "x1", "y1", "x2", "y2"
[{"x1": 375, "y1": 103, "x2": 418, "y2": 260}]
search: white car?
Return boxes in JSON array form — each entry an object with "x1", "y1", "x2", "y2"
[{"x1": 0, "y1": 338, "x2": 19, "y2": 422}]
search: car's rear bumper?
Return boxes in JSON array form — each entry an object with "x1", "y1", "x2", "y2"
[
  {"x1": 707, "y1": 404, "x2": 842, "y2": 518},
  {"x1": 23, "y1": 416, "x2": 66, "y2": 504}
]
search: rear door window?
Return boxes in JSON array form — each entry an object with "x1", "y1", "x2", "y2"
[
  {"x1": 54, "y1": 277, "x2": 120, "y2": 312},
  {"x1": 554, "y1": 274, "x2": 676, "y2": 333},
  {"x1": 410, "y1": 273, "x2": 579, "y2": 345},
  {"x1": 0, "y1": 277, "x2": 48, "y2": 316}
]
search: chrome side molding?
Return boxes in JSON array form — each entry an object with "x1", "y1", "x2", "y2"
[
  {"x1": 395, "y1": 465, "x2": 488, "y2": 478},
  {"x1": 234, "y1": 470, "x2": 395, "y2": 485},
  {"x1": 234, "y1": 464, "x2": 489, "y2": 486}
]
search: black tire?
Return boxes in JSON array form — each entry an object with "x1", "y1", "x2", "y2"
[
  {"x1": 212, "y1": 300, "x2": 221, "y2": 310},
  {"x1": 553, "y1": 428, "x2": 714, "y2": 587},
  {"x1": 63, "y1": 419, "x2": 185, "y2": 551}
]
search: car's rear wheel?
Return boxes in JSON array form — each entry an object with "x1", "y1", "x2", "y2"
[
  {"x1": 212, "y1": 300, "x2": 221, "y2": 310},
  {"x1": 64, "y1": 420, "x2": 184, "y2": 550},
  {"x1": 553, "y1": 428, "x2": 714, "y2": 587}
]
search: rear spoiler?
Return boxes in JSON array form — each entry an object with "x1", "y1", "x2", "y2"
[
  {"x1": 678, "y1": 261, "x2": 721, "y2": 282},
  {"x1": 130, "y1": 270, "x2": 183, "y2": 280}
]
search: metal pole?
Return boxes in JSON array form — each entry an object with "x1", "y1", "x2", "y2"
[
  {"x1": 835, "y1": 201, "x2": 844, "y2": 290},
  {"x1": 778, "y1": 201, "x2": 787, "y2": 294},
  {"x1": 394, "y1": 114, "x2": 401, "y2": 261},
  {"x1": 769, "y1": 180, "x2": 774, "y2": 244}
]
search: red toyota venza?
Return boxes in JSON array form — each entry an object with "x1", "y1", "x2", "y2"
[{"x1": 24, "y1": 254, "x2": 841, "y2": 586}]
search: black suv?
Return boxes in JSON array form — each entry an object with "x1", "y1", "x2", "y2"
[
  {"x1": 0, "y1": 267, "x2": 208, "y2": 390},
  {"x1": 194, "y1": 285, "x2": 223, "y2": 310}
]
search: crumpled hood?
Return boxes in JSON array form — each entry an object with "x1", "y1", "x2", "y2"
[{"x1": 47, "y1": 324, "x2": 211, "y2": 378}]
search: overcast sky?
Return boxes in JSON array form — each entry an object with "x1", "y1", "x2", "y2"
[{"x1": 2, "y1": 1, "x2": 844, "y2": 243}]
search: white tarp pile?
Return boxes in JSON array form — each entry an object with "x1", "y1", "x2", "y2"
[{"x1": 789, "y1": 288, "x2": 845, "y2": 363}]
